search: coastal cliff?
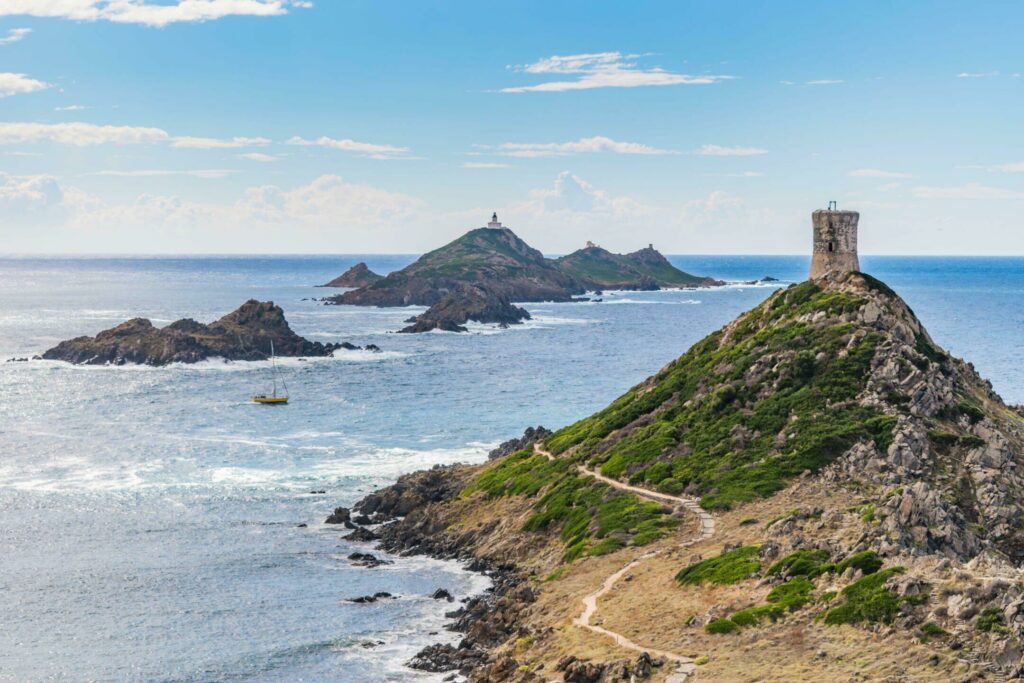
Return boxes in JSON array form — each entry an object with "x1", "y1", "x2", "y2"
[
  {"x1": 337, "y1": 272, "x2": 1024, "y2": 681},
  {"x1": 42, "y1": 300, "x2": 375, "y2": 366},
  {"x1": 326, "y1": 227, "x2": 720, "y2": 333}
]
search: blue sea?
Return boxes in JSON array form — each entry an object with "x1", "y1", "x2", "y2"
[{"x1": 0, "y1": 255, "x2": 1021, "y2": 682}]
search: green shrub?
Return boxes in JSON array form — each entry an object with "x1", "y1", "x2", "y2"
[
  {"x1": 676, "y1": 546, "x2": 761, "y2": 586},
  {"x1": 835, "y1": 550, "x2": 884, "y2": 576},
  {"x1": 976, "y1": 607, "x2": 1009, "y2": 633},
  {"x1": 767, "y1": 550, "x2": 832, "y2": 578},
  {"x1": 823, "y1": 567, "x2": 905, "y2": 625},
  {"x1": 705, "y1": 618, "x2": 739, "y2": 635}
]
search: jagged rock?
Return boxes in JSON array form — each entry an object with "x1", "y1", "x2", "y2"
[
  {"x1": 399, "y1": 283, "x2": 531, "y2": 333},
  {"x1": 324, "y1": 507, "x2": 350, "y2": 524},
  {"x1": 347, "y1": 552, "x2": 391, "y2": 568},
  {"x1": 431, "y1": 588, "x2": 455, "y2": 602},
  {"x1": 343, "y1": 526, "x2": 380, "y2": 542},
  {"x1": 489, "y1": 426, "x2": 553, "y2": 460},
  {"x1": 42, "y1": 300, "x2": 366, "y2": 365},
  {"x1": 347, "y1": 592, "x2": 394, "y2": 603}
]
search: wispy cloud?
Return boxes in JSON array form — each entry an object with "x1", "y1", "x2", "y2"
[
  {"x1": 463, "y1": 162, "x2": 511, "y2": 169},
  {"x1": 502, "y1": 51, "x2": 732, "y2": 93},
  {"x1": 0, "y1": 121, "x2": 170, "y2": 145},
  {"x1": 695, "y1": 144, "x2": 767, "y2": 157},
  {"x1": 704, "y1": 171, "x2": 763, "y2": 177},
  {"x1": 239, "y1": 152, "x2": 280, "y2": 162},
  {"x1": 0, "y1": 73, "x2": 50, "y2": 97},
  {"x1": 849, "y1": 168, "x2": 913, "y2": 178},
  {"x1": 490, "y1": 136, "x2": 673, "y2": 158},
  {"x1": 55, "y1": 104, "x2": 90, "y2": 111},
  {"x1": 287, "y1": 135, "x2": 413, "y2": 160},
  {"x1": 0, "y1": 1, "x2": 312, "y2": 28},
  {"x1": 96, "y1": 169, "x2": 235, "y2": 179},
  {"x1": 0, "y1": 28, "x2": 31, "y2": 45},
  {"x1": 964, "y1": 161, "x2": 1024, "y2": 173},
  {"x1": 957, "y1": 71, "x2": 999, "y2": 78},
  {"x1": 912, "y1": 182, "x2": 1024, "y2": 199},
  {"x1": 172, "y1": 136, "x2": 270, "y2": 149}
]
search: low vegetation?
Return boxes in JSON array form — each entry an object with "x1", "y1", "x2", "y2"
[{"x1": 675, "y1": 546, "x2": 761, "y2": 586}]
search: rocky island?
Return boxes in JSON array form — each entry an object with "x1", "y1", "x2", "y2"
[
  {"x1": 325, "y1": 215, "x2": 722, "y2": 333},
  {"x1": 320, "y1": 262, "x2": 384, "y2": 288},
  {"x1": 331, "y1": 211, "x2": 1024, "y2": 681},
  {"x1": 43, "y1": 299, "x2": 376, "y2": 366}
]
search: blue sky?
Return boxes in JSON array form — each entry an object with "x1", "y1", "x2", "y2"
[{"x1": 0, "y1": 0, "x2": 1022, "y2": 254}]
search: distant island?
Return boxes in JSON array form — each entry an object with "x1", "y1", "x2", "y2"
[
  {"x1": 43, "y1": 300, "x2": 377, "y2": 366},
  {"x1": 320, "y1": 262, "x2": 384, "y2": 288},
  {"x1": 323, "y1": 214, "x2": 723, "y2": 333}
]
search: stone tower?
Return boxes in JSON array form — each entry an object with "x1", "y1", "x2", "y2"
[{"x1": 810, "y1": 208, "x2": 860, "y2": 279}]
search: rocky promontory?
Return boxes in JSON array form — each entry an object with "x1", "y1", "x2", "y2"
[
  {"x1": 42, "y1": 299, "x2": 374, "y2": 366},
  {"x1": 320, "y1": 262, "x2": 384, "y2": 288},
  {"x1": 325, "y1": 225, "x2": 721, "y2": 333},
  {"x1": 334, "y1": 272, "x2": 1024, "y2": 681}
]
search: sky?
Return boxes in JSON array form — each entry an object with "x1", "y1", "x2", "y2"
[{"x1": 0, "y1": 0, "x2": 1022, "y2": 255}]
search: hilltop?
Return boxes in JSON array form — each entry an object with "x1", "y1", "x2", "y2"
[
  {"x1": 326, "y1": 227, "x2": 720, "y2": 332},
  {"x1": 42, "y1": 300, "x2": 376, "y2": 365},
  {"x1": 320, "y1": 262, "x2": 384, "y2": 288},
  {"x1": 333, "y1": 271, "x2": 1024, "y2": 681}
]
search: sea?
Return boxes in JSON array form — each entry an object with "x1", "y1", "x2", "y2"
[{"x1": 0, "y1": 255, "x2": 1021, "y2": 682}]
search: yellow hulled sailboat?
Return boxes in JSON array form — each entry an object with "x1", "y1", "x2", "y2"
[{"x1": 252, "y1": 340, "x2": 289, "y2": 405}]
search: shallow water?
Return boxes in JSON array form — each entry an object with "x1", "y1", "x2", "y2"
[{"x1": 0, "y1": 255, "x2": 1020, "y2": 681}]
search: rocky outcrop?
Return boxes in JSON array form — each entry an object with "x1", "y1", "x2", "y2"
[
  {"x1": 488, "y1": 426, "x2": 552, "y2": 460},
  {"x1": 41, "y1": 300, "x2": 374, "y2": 366},
  {"x1": 325, "y1": 227, "x2": 721, "y2": 332},
  {"x1": 320, "y1": 262, "x2": 384, "y2": 288},
  {"x1": 399, "y1": 284, "x2": 531, "y2": 333}
]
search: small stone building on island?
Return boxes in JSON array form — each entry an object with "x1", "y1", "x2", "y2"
[{"x1": 810, "y1": 204, "x2": 860, "y2": 279}]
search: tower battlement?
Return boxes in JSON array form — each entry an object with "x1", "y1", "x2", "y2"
[{"x1": 810, "y1": 209, "x2": 859, "y2": 279}]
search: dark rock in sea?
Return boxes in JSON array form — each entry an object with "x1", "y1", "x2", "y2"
[
  {"x1": 361, "y1": 640, "x2": 384, "y2": 649},
  {"x1": 407, "y1": 641, "x2": 487, "y2": 674},
  {"x1": 364, "y1": 344, "x2": 381, "y2": 352},
  {"x1": 348, "y1": 552, "x2": 391, "y2": 568},
  {"x1": 325, "y1": 507, "x2": 350, "y2": 524},
  {"x1": 296, "y1": 523, "x2": 307, "y2": 528},
  {"x1": 430, "y1": 588, "x2": 455, "y2": 602},
  {"x1": 6, "y1": 357, "x2": 28, "y2": 362},
  {"x1": 347, "y1": 591, "x2": 395, "y2": 603},
  {"x1": 41, "y1": 300, "x2": 370, "y2": 366},
  {"x1": 399, "y1": 283, "x2": 530, "y2": 334},
  {"x1": 488, "y1": 426, "x2": 552, "y2": 460},
  {"x1": 309, "y1": 490, "x2": 326, "y2": 495},
  {"x1": 320, "y1": 262, "x2": 385, "y2": 288},
  {"x1": 343, "y1": 526, "x2": 380, "y2": 542}
]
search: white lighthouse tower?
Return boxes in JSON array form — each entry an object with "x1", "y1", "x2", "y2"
[{"x1": 487, "y1": 212, "x2": 502, "y2": 229}]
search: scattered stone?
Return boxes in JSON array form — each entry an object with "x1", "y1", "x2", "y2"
[
  {"x1": 347, "y1": 592, "x2": 394, "y2": 604},
  {"x1": 347, "y1": 552, "x2": 391, "y2": 568},
  {"x1": 431, "y1": 588, "x2": 455, "y2": 602}
]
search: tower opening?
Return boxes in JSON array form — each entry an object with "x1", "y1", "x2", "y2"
[{"x1": 828, "y1": 242, "x2": 834, "y2": 252}]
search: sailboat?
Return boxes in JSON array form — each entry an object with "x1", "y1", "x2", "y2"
[{"x1": 252, "y1": 340, "x2": 289, "y2": 405}]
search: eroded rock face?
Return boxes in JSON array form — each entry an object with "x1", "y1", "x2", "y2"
[{"x1": 41, "y1": 300, "x2": 371, "y2": 366}]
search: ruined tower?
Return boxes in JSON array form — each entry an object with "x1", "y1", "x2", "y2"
[{"x1": 810, "y1": 206, "x2": 860, "y2": 279}]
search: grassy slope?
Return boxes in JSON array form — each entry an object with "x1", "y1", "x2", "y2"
[
  {"x1": 544, "y1": 279, "x2": 898, "y2": 510},
  {"x1": 556, "y1": 246, "x2": 706, "y2": 287}
]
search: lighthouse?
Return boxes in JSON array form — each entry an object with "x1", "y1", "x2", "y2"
[
  {"x1": 809, "y1": 203, "x2": 860, "y2": 280},
  {"x1": 487, "y1": 212, "x2": 502, "y2": 229}
]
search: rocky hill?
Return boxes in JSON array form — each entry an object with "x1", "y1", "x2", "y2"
[
  {"x1": 42, "y1": 300, "x2": 374, "y2": 365},
  {"x1": 557, "y1": 244, "x2": 721, "y2": 290},
  {"x1": 320, "y1": 262, "x2": 384, "y2": 288},
  {"x1": 334, "y1": 271, "x2": 1024, "y2": 681},
  {"x1": 326, "y1": 227, "x2": 719, "y2": 333}
]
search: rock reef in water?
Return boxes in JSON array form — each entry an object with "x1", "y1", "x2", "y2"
[
  {"x1": 42, "y1": 299, "x2": 376, "y2": 366},
  {"x1": 320, "y1": 262, "x2": 384, "y2": 288},
  {"x1": 325, "y1": 227, "x2": 722, "y2": 333}
]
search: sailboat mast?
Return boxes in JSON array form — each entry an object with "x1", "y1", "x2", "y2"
[{"x1": 270, "y1": 339, "x2": 277, "y2": 397}]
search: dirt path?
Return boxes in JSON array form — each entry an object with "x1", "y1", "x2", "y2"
[{"x1": 533, "y1": 444, "x2": 715, "y2": 682}]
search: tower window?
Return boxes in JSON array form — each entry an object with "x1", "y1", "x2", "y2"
[{"x1": 828, "y1": 242, "x2": 834, "y2": 252}]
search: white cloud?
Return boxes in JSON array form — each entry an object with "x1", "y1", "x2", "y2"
[
  {"x1": 171, "y1": 135, "x2": 270, "y2": 149},
  {"x1": 0, "y1": 121, "x2": 170, "y2": 145},
  {"x1": 965, "y1": 161, "x2": 1024, "y2": 173},
  {"x1": 912, "y1": 182, "x2": 1024, "y2": 199},
  {"x1": 695, "y1": 144, "x2": 767, "y2": 157},
  {"x1": 806, "y1": 79, "x2": 843, "y2": 85},
  {"x1": 494, "y1": 136, "x2": 672, "y2": 158},
  {"x1": 95, "y1": 169, "x2": 235, "y2": 178},
  {"x1": 849, "y1": 168, "x2": 913, "y2": 178},
  {"x1": 287, "y1": 135, "x2": 413, "y2": 159},
  {"x1": 463, "y1": 162, "x2": 510, "y2": 169},
  {"x1": 502, "y1": 51, "x2": 732, "y2": 93},
  {"x1": 55, "y1": 104, "x2": 90, "y2": 111},
  {"x1": 0, "y1": 173, "x2": 66, "y2": 216},
  {"x1": 957, "y1": 71, "x2": 999, "y2": 79},
  {"x1": 0, "y1": 1, "x2": 311, "y2": 28},
  {"x1": 0, "y1": 27, "x2": 31, "y2": 44},
  {"x1": 704, "y1": 171, "x2": 763, "y2": 177},
  {"x1": 0, "y1": 73, "x2": 50, "y2": 97},
  {"x1": 238, "y1": 152, "x2": 280, "y2": 162}
]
